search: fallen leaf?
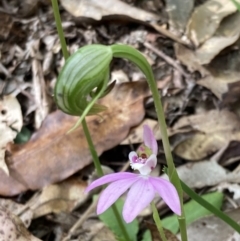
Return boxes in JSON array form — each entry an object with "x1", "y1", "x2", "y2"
[
  {"x1": 90, "y1": 224, "x2": 117, "y2": 241},
  {"x1": 60, "y1": 0, "x2": 159, "y2": 23},
  {"x1": 168, "y1": 160, "x2": 240, "y2": 189},
  {"x1": 0, "y1": 199, "x2": 33, "y2": 228},
  {"x1": 165, "y1": 0, "x2": 194, "y2": 33},
  {"x1": 198, "y1": 75, "x2": 232, "y2": 100},
  {"x1": 218, "y1": 141, "x2": 240, "y2": 165},
  {"x1": 174, "y1": 44, "x2": 209, "y2": 77},
  {"x1": 121, "y1": 119, "x2": 161, "y2": 145},
  {"x1": 0, "y1": 12, "x2": 13, "y2": 40},
  {"x1": 0, "y1": 205, "x2": 41, "y2": 241},
  {"x1": 0, "y1": 81, "x2": 150, "y2": 196},
  {"x1": 29, "y1": 175, "x2": 88, "y2": 218},
  {"x1": 0, "y1": 95, "x2": 22, "y2": 175},
  {"x1": 197, "y1": 48, "x2": 240, "y2": 104},
  {"x1": 194, "y1": 12, "x2": 240, "y2": 65},
  {"x1": 176, "y1": 11, "x2": 240, "y2": 71},
  {"x1": 184, "y1": 208, "x2": 240, "y2": 241},
  {"x1": 30, "y1": 39, "x2": 50, "y2": 129},
  {"x1": 172, "y1": 109, "x2": 240, "y2": 160},
  {"x1": 16, "y1": 0, "x2": 42, "y2": 17},
  {"x1": 186, "y1": 0, "x2": 240, "y2": 46},
  {"x1": 217, "y1": 183, "x2": 240, "y2": 200}
]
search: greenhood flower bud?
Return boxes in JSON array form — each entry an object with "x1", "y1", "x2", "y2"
[{"x1": 54, "y1": 44, "x2": 113, "y2": 116}]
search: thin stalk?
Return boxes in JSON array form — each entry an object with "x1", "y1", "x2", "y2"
[
  {"x1": 82, "y1": 120, "x2": 131, "y2": 241},
  {"x1": 181, "y1": 180, "x2": 240, "y2": 233},
  {"x1": 111, "y1": 45, "x2": 188, "y2": 241},
  {"x1": 82, "y1": 119, "x2": 103, "y2": 176},
  {"x1": 51, "y1": 2, "x2": 131, "y2": 240},
  {"x1": 51, "y1": 0, "x2": 69, "y2": 60},
  {"x1": 151, "y1": 202, "x2": 168, "y2": 241},
  {"x1": 82, "y1": 119, "x2": 131, "y2": 241}
]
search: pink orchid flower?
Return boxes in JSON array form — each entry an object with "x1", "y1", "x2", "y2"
[{"x1": 86, "y1": 125, "x2": 181, "y2": 223}]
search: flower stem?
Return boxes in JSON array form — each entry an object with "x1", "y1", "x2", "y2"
[
  {"x1": 151, "y1": 202, "x2": 168, "y2": 241},
  {"x1": 181, "y1": 180, "x2": 240, "y2": 233},
  {"x1": 51, "y1": 0, "x2": 69, "y2": 60},
  {"x1": 82, "y1": 119, "x2": 131, "y2": 241},
  {"x1": 82, "y1": 119, "x2": 103, "y2": 176},
  {"x1": 51, "y1": 3, "x2": 131, "y2": 241},
  {"x1": 111, "y1": 44, "x2": 188, "y2": 241},
  {"x1": 146, "y1": 69, "x2": 188, "y2": 241}
]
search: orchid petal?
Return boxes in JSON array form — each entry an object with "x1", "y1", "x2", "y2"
[
  {"x1": 149, "y1": 177, "x2": 181, "y2": 215},
  {"x1": 97, "y1": 177, "x2": 139, "y2": 214},
  {"x1": 123, "y1": 178, "x2": 155, "y2": 223},
  {"x1": 143, "y1": 125, "x2": 158, "y2": 155},
  {"x1": 138, "y1": 154, "x2": 157, "y2": 175},
  {"x1": 85, "y1": 172, "x2": 136, "y2": 192},
  {"x1": 129, "y1": 151, "x2": 138, "y2": 163}
]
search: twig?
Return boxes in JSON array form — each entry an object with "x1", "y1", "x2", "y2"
[
  {"x1": 150, "y1": 23, "x2": 190, "y2": 47},
  {"x1": 143, "y1": 41, "x2": 189, "y2": 78},
  {"x1": 62, "y1": 201, "x2": 97, "y2": 241}
]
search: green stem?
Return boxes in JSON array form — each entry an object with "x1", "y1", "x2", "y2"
[
  {"x1": 51, "y1": 3, "x2": 131, "y2": 241},
  {"x1": 151, "y1": 202, "x2": 168, "y2": 241},
  {"x1": 111, "y1": 205, "x2": 132, "y2": 241},
  {"x1": 82, "y1": 120, "x2": 131, "y2": 241},
  {"x1": 82, "y1": 119, "x2": 131, "y2": 241},
  {"x1": 51, "y1": 0, "x2": 69, "y2": 60},
  {"x1": 82, "y1": 119, "x2": 103, "y2": 176},
  {"x1": 111, "y1": 44, "x2": 188, "y2": 241},
  {"x1": 181, "y1": 180, "x2": 240, "y2": 233}
]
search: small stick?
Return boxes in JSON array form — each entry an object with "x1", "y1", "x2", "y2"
[
  {"x1": 150, "y1": 23, "x2": 190, "y2": 47},
  {"x1": 143, "y1": 42, "x2": 189, "y2": 78}
]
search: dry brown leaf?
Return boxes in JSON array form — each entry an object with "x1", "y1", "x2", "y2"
[
  {"x1": 197, "y1": 47, "x2": 240, "y2": 104},
  {"x1": 194, "y1": 12, "x2": 240, "y2": 65},
  {"x1": 16, "y1": 0, "x2": 42, "y2": 17},
  {"x1": 174, "y1": 44, "x2": 209, "y2": 77},
  {"x1": 217, "y1": 183, "x2": 240, "y2": 200},
  {"x1": 172, "y1": 109, "x2": 240, "y2": 160},
  {"x1": 60, "y1": 0, "x2": 159, "y2": 23},
  {"x1": 165, "y1": 0, "x2": 194, "y2": 33},
  {"x1": 162, "y1": 160, "x2": 240, "y2": 189},
  {"x1": 0, "y1": 12, "x2": 13, "y2": 40},
  {"x1": 0, "y1": 81, "x2": 149, "y2": 196},
  {"x1": 198, "y1": 75, "x2": 232, "y2": 100},
  {"x1": 0, "y1": 95, "x2": 22, "y2": 175},
  {"x1": 176, "y1": 12, "x2": 240, "y2": 71},
  {"x1": 0, "y1": 206, "x2": 41, "y2": 241},
  {"x1": 0, "y1": 199, "x2": 33, "y2": 228},
  {"x1": 29, "y1": 176, "x2": 88, "y2": 218},
  {"x1": 30, "y1": 39, "x2": 50, "y2": 129},
  {"x1": 186, "y1": 0, "x2": 240, "y2": 46},
  {"x1": 121, "y1": 119, "x2": 161, "y2": 145},
  {"x1": 183, "y1": 208, "x2": 240, "y2": 241}
]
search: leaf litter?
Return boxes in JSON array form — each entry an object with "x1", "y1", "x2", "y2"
[{"x1": 0, "y1": 0, "x2": 240, "y2": 240}]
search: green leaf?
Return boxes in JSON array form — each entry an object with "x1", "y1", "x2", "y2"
[
  {"x1": 14, "y1": 127, "x2": 31, "y2": 144},
  {"x1": 96, "y1": 197, "x2": 139, "y2": 241},
  {"x1": 141, "y1": 230, "x2": 152, "y2": 241},
  {"x1": 162, "y1": 191, "x2": 224, "y2": 234}
]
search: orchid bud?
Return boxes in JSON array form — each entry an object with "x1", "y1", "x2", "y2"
[{"x1": 54, "y1": 44, "x2": 113, "y2": 116}]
